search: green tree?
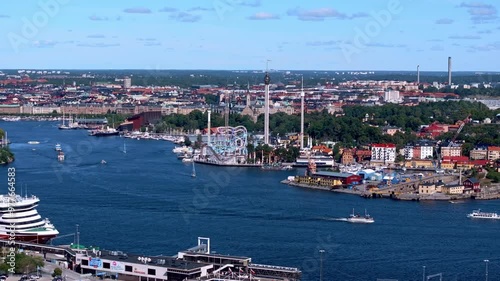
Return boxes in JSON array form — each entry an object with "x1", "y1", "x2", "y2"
[
  {"x1": 52, "y1": 267, "x2": 62, "y2": 277},
  {"x1": 0, "y1": 253, "x2": 44, "y2": 274}
]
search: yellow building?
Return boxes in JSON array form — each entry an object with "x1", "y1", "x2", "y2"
[
  {"x1": 418, "y1": 182, "x2": 437, "y2": 194},
  {"x1": 441, "y1": 184, "x2": 464, "y2": 195}
]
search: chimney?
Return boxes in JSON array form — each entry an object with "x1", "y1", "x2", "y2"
[{"x1": 448, "y1": 57, "x2": 452, "y2": 85}]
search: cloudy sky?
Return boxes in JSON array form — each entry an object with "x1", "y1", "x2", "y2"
[{"x1": 0, "y1": 0, "x2": 499, "y2": 71}]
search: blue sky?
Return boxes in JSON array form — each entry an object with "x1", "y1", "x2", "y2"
[{"x1": 0, "y1": 0, "x2": 499, "y2": 71}]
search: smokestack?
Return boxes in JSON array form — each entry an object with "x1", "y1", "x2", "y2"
[
  {"x1": 207, "y1": 109, "x2": 211, "y2": 146},
  {"x1": 448, "y1": 57, "x2": 452, "y2": 85},
  {"x1": 417, "y1": 65, "x2": 420, "y2": 85},
  {"x1": 300, "y1": 75, "x2": 305, "y2": 150}
]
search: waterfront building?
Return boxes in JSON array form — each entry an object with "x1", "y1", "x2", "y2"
[
  {"x1": 463, "y1": 178, "x2": 481, "y2": 192},
  {"x1": 296, "y1": 171, "x2": 362, "y2": 187},
  {"x1": 470, "y1": 146, "x2": 488, "y2": 160},
  {"x1": 418, "y1": 182, "x2": 438, "y2": 195},
  {"x1": 370, "y1": 143, "x2": 396, "y2": 163},
  {"x1": 441, "y1": 184, "x2": 464, "y2": 195},
  {"x1": 488, "y1": 146, "x2": 500, "y2": 161},
  {"x1": 75, "y1": 238, "x2": 300, "y2": 281}
]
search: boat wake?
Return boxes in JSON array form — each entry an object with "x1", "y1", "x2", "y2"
[{"x1": 318, "y1": 217, "x2": 349, "y2": 222}]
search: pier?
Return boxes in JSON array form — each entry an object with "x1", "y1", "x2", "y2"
[{"x1": 2, "y1": 237, "x2": 301, "y2": 281}]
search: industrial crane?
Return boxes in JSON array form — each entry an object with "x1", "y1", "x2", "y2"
[{"x1": 435, "y1": 114, "x2": 471, "y2": 170}]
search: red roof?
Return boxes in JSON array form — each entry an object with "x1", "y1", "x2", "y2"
[{"x1": 371, "y1": 143, "x2": 396, "y2": 148}]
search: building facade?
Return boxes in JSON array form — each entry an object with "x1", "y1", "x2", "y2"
[{"x1": 371, "y1": 143, "x2": 396, "y2": 163}]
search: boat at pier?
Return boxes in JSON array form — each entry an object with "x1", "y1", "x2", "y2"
[
  {"x1": 89, "y1": 126, "x2": 119, "y2": 136},
  {"x1": 0, "y1": 194, "x2": 59, "y2": 243},
  {"x1": 294, "y1": 155, "x2": 335, "y2": 167},
  {"x1": 347, "y1": 209, "x2": 375, "y2": 224},
  {"x1": 467, "y1": 209, "x2": 500, "y2": 220}
]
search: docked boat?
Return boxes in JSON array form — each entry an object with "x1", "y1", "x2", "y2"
[
  {"x1": 467, "y1": 209, "x2": 500, "y2": 220},
  {"x1": 347, "y1": 209, "x2": 374, "y2": 224},
  {"x1": 89, "y1": 126, "x2": 119, "y2": 136},
  {"x1": 0, "y1": 194, "x2": 59, "y2": 243},
  {"x1": 182, "y1": 157, "x2": 194, "y2": 163},
  {"x1": 294, "y1": 155, "x2": 335, "y2": 167}
]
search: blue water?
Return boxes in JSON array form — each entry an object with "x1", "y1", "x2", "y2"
[{"x1": 1, "y1": 121, "x2": 500, "y2": 281}]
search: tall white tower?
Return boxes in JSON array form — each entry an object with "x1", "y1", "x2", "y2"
[
  {"x1": 264, "y1": 70, "x2": 271, "y2": 145},
  {"x1": 300, "y1": 75, "x2": 305, "y2": 150},
  {"x1": 417, "y1": 65, "x2": 420, "y2": 85},
  {"x1": 448, "y1": 57, "x2": 452, "y2": 85}
]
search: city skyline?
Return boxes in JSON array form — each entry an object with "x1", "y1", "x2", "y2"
[{"x1": 0, "y1": 0, "x2": 499, "y2": 71}]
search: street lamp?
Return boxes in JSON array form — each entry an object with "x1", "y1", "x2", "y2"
[
  {"x1": 319, "y1": 250, "x2": 325, "y2": 281},
  {"x1": 484, "y1": 259, "x2": 489, "y2": 281}
]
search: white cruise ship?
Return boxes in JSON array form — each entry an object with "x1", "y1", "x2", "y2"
[
  {"x1": 467, "y1": 209, "x2": 500, "y2": 220},
  {"x1": 0, "y1": 194, "x2": 59, "y2": 243}
]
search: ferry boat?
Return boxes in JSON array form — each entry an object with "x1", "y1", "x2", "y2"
[
  {"x1": 347, "y1": 209, "x2": 375, "y2": 224},
  {"x1": 467, "y1": 209, "x2": 500, "y2": 220},
  {"x1": 294, "y1": 155, "x2": 335, "y2": 167},
  {"x1": 0, "y1": 194, "x2": 59, "y2": 243},
  {"x1": 89, "y1": 127, "x2": 119, "y2": 136}
]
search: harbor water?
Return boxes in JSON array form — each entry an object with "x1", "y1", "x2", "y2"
[{"x1": 1, "y1": 121, "x2": 500, "y2": 281}]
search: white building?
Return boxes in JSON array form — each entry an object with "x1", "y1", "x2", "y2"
[
  {"x1": 124, "y1": 77, "x2": 132, "y2": 89},
  {"x1": 383, "y1": 90, "x2": 400, "y2": 103},
  {"x1": 371, "y1": 143, "x2": 396, "y2": 163}
]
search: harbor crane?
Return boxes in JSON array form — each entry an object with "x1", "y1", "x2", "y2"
[{"x1": 435, "y1": 114, "x2": 471, "y2": 170}]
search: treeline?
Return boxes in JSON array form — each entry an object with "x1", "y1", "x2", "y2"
[
  {"x1": 154, "y1": 101, "x2": 499, "y2": 149},
  {"x1": 424, "y1": 85, "x2": 500, "y2": 97}
]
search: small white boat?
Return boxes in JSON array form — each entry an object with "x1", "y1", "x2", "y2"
[
  {"x1": 28, "y1": 141, "x2": 40, "y2": 145},
  {"x1": 57, "y1": 151, "x2": 64, "y2": 162},
  {"x1": 55, "y1": 143, "x2": 62, "y2": 151},
  {"x1": 182, "y1": 158, "x2": 193, "y2": 163},
  {"x1": 347, "y1": 209, "x2": 374, "y2": 224},
  {"x1": 467, "y1": 209, "x2": 500, "y2": 220},
  {"x1": 101, "y1": 160, "x2": 107, "y2": 164}
]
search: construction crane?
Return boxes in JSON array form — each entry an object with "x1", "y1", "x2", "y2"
[
  {"x1": 447, "y1": 113, "x2": 471, "y2": 148},
  {"x1": 436, "y1": 114, "x2": 471, "y2": 170}
]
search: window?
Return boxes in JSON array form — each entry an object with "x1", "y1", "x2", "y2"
[
  {"x1": 103, "y1": 262, "x2": 110, "y2": 269},
  {"x1": 148, "y1": 269, "x2": 156, "y2": 276},
  {"x1": 82, "y1": 260, "x2": 88, "y2": 266},
  {"x1": 125, "y1": 265, "x2": 132, "y2": 272}
]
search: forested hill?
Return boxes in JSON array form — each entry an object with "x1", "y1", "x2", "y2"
[{"x1": 155, "y1": 101, "x2": 500, "y2": 149}]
